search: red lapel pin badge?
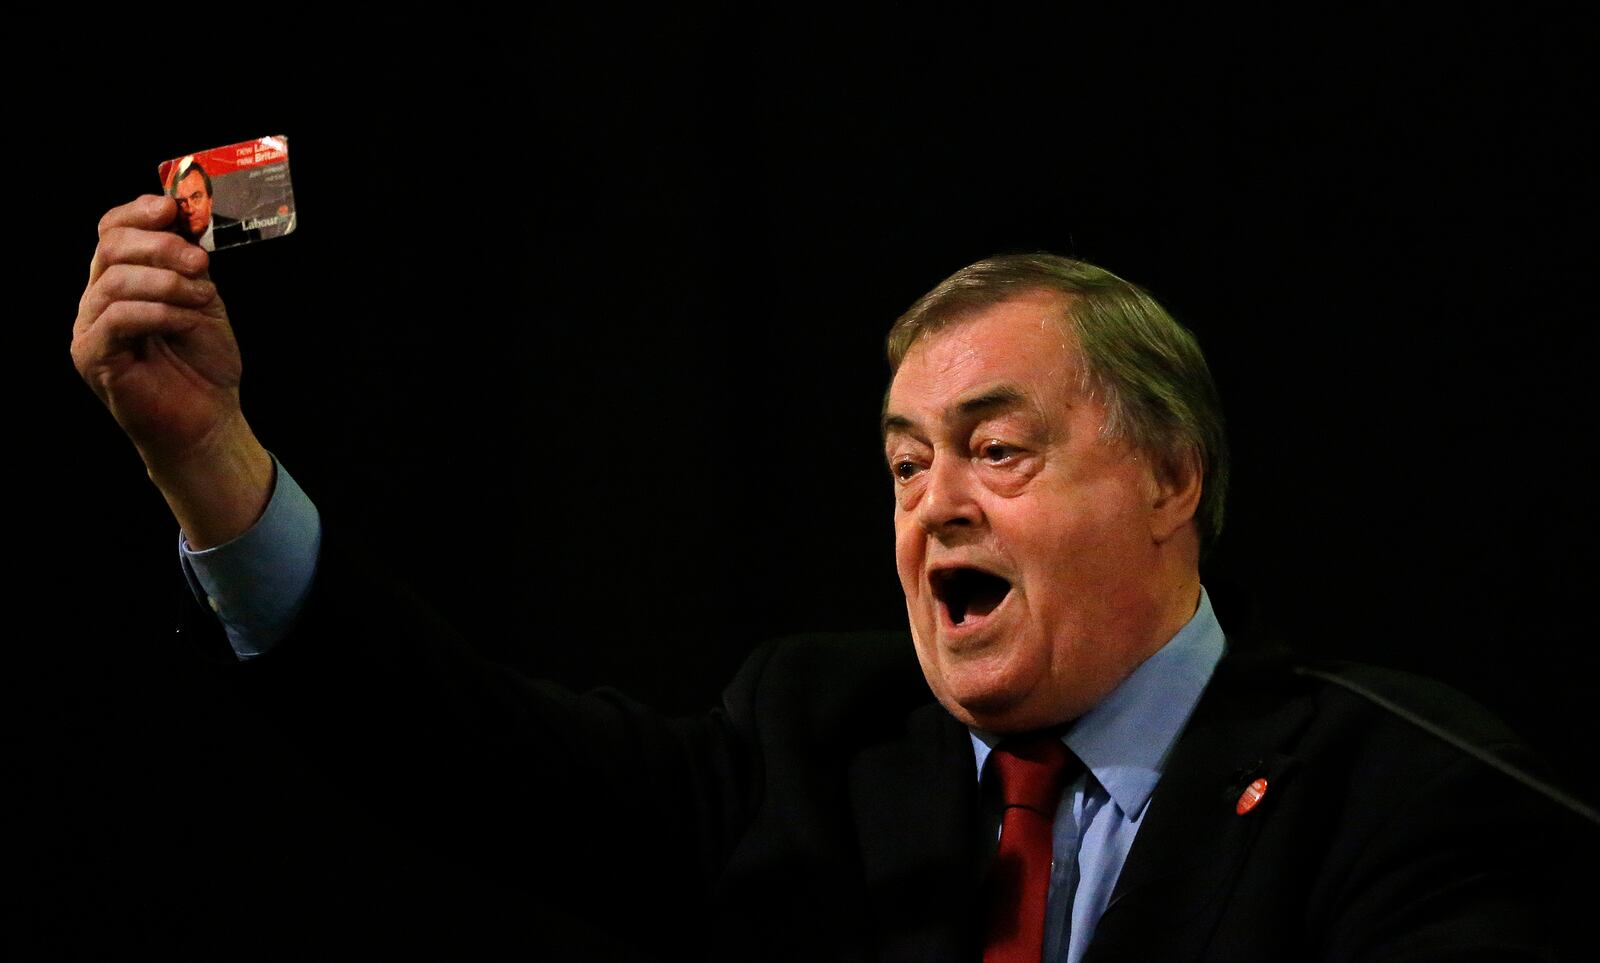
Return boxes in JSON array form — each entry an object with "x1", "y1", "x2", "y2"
[{"x1": 1235, "y1": 777, "x2": 1269, "y2": 815}]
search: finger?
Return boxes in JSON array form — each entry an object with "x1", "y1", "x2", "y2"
[
  {"x1": 91, "y1": 226, "x2": 208, "y2": 284},
  {"x1": 98, "y1": 299, "x2": 205, "y2": 345},
  {"x1": 97, "y1": 195, "x2": 177, "y2": 238},
  {"x1": 72, "y1": 300, "x2": 205, "y2": 376},
  {"x1": 77, "y1": 265, "x2": 216, "y2": 337}
]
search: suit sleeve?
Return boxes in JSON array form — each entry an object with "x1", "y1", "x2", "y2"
[{"x1": 182, "y1": 525, "x2": 764, "y2": 951}]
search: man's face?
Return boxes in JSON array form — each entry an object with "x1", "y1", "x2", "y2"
[
  {"x1": 174, "y1": 170, "x2": 212, "y2": 238},
  {"x1": 884, "y1": 292, "x2": 1184, "y2": 733}
]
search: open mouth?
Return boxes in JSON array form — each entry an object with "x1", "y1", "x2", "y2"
[{"x1": 929, "y1": 567, "x2": 1012, "y2": 626}]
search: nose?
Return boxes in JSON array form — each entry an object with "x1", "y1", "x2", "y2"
[{"x1": 917, "y1": 453, "x2": 983, "y2": 535}]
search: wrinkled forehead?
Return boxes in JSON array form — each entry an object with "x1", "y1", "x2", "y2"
[{"x1": 885, "y1": 293, "x2": 1085, "y2": 421}]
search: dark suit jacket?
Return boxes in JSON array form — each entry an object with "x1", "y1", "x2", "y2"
[
  {"x1": 208, "y1": 212, "x2": 262, "y2": 251},
  {"x1": 188, "y1": 534, "x2": 1558, "y2": 960}
]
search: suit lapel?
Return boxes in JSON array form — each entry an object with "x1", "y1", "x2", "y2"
[
  {"x1": 1083, "y1": 649, "x2": 1314, "y2": 962},
  {"x1": 848, "y1": 701, "x2": 981, "y2": 963}
]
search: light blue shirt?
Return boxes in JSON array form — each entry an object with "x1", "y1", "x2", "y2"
[
  {"x1": 970, "y1": 590, "x2": 1225, "y2": 963},
  {"x1": 186, "y1": 460, "x2": 1225, "y2": 963},
  {"x1": 179, "y1": 455, "x2": 321, "y2": 660}
]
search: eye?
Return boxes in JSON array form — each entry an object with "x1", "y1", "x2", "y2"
[
  {"x1": 892, "y1": 459, "x2": 923, "y2": 481},
  {"x1": 978, "y1": 441, "x2": 1019, "y2": 463}
]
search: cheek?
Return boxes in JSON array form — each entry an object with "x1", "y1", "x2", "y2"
[
  {"x1": 893, "y1": 518, "x2": 939, "y2": 637},
  {"x1": 1010, "y1": 502, "x2": 1146, "y2": 611},
  {"x1": 892, "y1": 511, "x2": 917, "y2": 560},
  {"x1": 1042, "y1": 478, "x2": 1146, "y2": 547},
  {"x1": 1031, "y1": 517, "x2": 1158, "y2": 640}
]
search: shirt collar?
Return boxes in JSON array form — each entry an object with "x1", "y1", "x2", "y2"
[{"x1": 970, "y1": 586, "x2": 1226, "y2": 818}]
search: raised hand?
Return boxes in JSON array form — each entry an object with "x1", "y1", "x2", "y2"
[{"x1": 73, "y1": 195, "x2": 273, "y2": 548}]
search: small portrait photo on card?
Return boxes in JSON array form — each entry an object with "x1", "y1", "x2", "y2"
[{"x1": 158, "y1": 135, "x2": 297, "y2": 252}]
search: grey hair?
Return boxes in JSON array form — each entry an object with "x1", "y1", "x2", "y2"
[{"x1": 886, "y1": 253, "x2": 1228, "y2": 555}]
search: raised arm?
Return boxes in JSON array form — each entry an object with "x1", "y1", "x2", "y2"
[{"x1": 72, "y1": 194, "x2": 272, "y2": 549}]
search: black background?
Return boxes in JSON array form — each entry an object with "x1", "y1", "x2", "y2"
[{"x1": 12, "y1": 6, "x2": 1596, "y2": 956}]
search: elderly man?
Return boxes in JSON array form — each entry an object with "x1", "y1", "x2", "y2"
[{"x1": 74, "y1": 195, "x2": 1551, "y2": 960}]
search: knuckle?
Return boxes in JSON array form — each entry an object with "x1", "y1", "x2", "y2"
[
  {"x1": 97, "y1": 228, "x2": 126, "y2": 264},
  {"x1": 97, "y1": 263, "x2": 128, "y2": 298},
  {"x1": 98, "y1": 196, "x2": 163, "y2": 237},
  {"x1": 101, "y1": 302, "x2": 156, "y2": 340},
  {"x1": 167, "y1": 235, "x2": 196, "y2": 266},
  {"x1": 69, "y1": 340, "x2": 93, "y2": 377},
  {"x1": 96, "y1": 299, "x2": 131, "y2": 328}
]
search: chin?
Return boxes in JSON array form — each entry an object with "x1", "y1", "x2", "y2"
[
  {"x1": 929, "y1": 650, "x2": 1111, "y2": 734},
  {"x1": 923, "y1": 646, "x2": 1043, "y2": 732}
]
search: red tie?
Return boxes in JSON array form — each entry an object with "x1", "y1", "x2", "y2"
[{"x1": 982, "y1": 734, "x2": 1077, "y2": 963}]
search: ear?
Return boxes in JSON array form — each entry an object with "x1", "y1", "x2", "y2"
[{"x1": 1148, "y1": 445, "x2": 1203, "y2": 543}]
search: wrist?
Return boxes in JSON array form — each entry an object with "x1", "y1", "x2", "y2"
[{"x1": 145, "y1": 416, "x2": 274, "y2": 550}]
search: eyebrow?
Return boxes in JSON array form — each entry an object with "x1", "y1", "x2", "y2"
[{"x1": 880, "y1": 384, "x2": 1029, "y2": 438}]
